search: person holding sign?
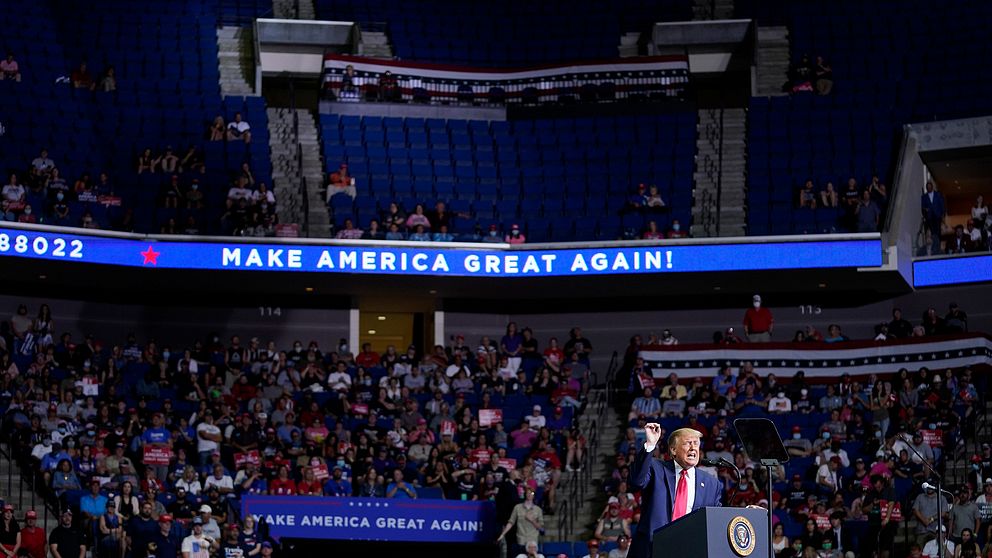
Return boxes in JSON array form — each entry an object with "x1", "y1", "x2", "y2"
[
  {"x1": 141, "y1": 413, "x2": 173, "y2": 485},
  {"x1": 628, "y1": 426, "x2": 722, "y2": 558}
]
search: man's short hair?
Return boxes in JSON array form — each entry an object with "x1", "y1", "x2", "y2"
[{"x1": 668, "y1": 428, "x2": 703, "y2": 450}]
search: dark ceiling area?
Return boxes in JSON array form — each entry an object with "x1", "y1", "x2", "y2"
[
  {"x1": 923, "y1": 146, "x2": 992, "y2": 197},
  {"x1": 1, "y1": 254, "x2": 911, "y2": 314}
]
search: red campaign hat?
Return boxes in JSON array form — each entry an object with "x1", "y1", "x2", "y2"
[
  {"x1": 792, "y1": 426, "x2": 801, "y2": 433},
  {"x1": 25, "y1": 511, "x2": 37, "y2": 519}
]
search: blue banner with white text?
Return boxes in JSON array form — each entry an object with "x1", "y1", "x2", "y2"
[
  {"x1": 0, "y1": 225, "x2": 883, "y2": 278},
  {"x1": 241, "y1": 495, "x2": 498, "y2": 543}
]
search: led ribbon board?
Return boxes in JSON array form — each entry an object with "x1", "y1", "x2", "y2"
[
  {"x1": 0, "y1": 226, "x2": 882, "y2": 277},
  {"x1": 914, "y1": 254, "x2": 992, "y2": 287}
]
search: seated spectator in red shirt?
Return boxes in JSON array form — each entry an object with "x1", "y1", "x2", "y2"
[
  {"x1": 0, "y1": 53, "x2": 21, "y2": 82},
  {"x1": 356, "y1": 343, "x2": 380, "y2": 368},
  {"x1": 17, "y1": 204, "x2": 36, "y2": 223},
  {"x1": 327, "y1": 164, "x2": 356, "y2": 201},
  {"x1": 666, "y1": 219, "x2": 687, "y2": 238},
  {"x1": 71, "y1": 62, "x2": 94, "y2": 90},
  {"x1": 643, "y1": 220, "x2": 664, "y2": 239},
  {"x1": 268, "y1": 465, "x2": 297, "y2": 495}
]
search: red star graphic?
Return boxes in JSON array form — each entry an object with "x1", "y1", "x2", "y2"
[{"x1": 140, "y1": 245, "x2": 161, "y2": 266}]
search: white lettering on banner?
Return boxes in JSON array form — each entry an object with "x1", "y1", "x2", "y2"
[
  {"x1": 245, "y1": 249, "x2": 263, "y2": 267},
  {"x1": 432, "y1": 255, "x2": 450, "y2": 272},
  {"x1": 300, "y1": 515, "x2": 371, "y2": 528},
  {"x1": 222, "y1": 248, "x2": 241, "y2": 266},
  {"x1": 287, "y1": 250, "x2": 302, "y2": 268},
  {"x1": 362, "y1": 251, "x2": 376, "y2": 270},
  {"x1": 252, "y1": 514, "x2": 296, "y2": 526},
  {"x1": 317, "y1": 250, "x2": 334, "y2": 268},
  {"x1": 645, "y1": 251, "x2": 662, "y2": 270},
  {"x1": 375, "y1": 518, "x2": 425, "y2": 529},
  {"x1": 223, "y1": 246, "x2": 669, "y2": 274},
  {"x1": 429, "y1": 519, "x2": 484, "y2": 531},
  {"x1": 381, "y1": 252, "x2": 396, "y2": 270}
]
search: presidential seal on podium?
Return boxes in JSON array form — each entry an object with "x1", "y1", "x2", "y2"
[{"x1": 727, "y1": 515, "x2": 756, "y2": 557}]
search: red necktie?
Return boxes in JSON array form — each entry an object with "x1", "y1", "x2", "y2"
[{"x1": 673, "y1": 469, "x2": 689, "y2": 520}]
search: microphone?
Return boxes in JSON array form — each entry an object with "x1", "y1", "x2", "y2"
[
  {"x1": 922, "y1": 482, "x2": 953, "y2": 497},
  {"x1": 699, "y1": 457, "x2": 736, "y2": 468}
]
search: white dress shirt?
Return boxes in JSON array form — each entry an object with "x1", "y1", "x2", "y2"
[{"x1": 643, "y1": 443, "x2": 696, "y2": 511}]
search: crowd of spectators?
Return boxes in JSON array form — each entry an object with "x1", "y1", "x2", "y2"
[
  {"x1": 326, "y1": 194, "x2": 528, "y2": 244},
  {"x1": 2, "y1": 149, "x2": 119, "y2": 228},
  {"x1": 0, "y1": 306, "x2": 602, "y2": 558},
  {"x1": 0, "y1": 135, "x2": 274, "y2": 237},
  {"x1": 618, "y1": 323, "x2": 989, "y2": 558},
  {"x1": 797, "y1": 175, "x2": 888, "y2": 233}
]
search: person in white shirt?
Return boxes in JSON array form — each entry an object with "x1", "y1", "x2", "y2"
[
  {"x1": 31, "y1": 149, "x2": 55, "y2": 177},
  {"x1": 252, "y1": 183, "x2": 276, "y2": 205},
  {"x1": 921, "y1": 526, "x2": 954, "y2": 558},
  {"x1": 327, "y1": 363, "x2": 352, "y2": 392},
  {"x1": 445, "y1": 354, "x2": 471, "y2": 379},
  {"x1": 204, "y1": 464, "x2": 234, "y2": 495},
  {"x1": 196, "y1": 413, "x2": 222, "y2": 463},
  {"x1": 226, "y1": 112, "x2": 251, "y2": 143},
  {"x1": 513, "y1": 540, "x2": 544, "y2": 558},
  {"x1": 526, "y1": 405, "x2": 546, "y2": 430},
  {"x1": 2, "y1": 174, "x2": 25, "y2": 202},
  {"x1": 767, "y1": 391, "x2": 793, "y2": 413},
  {"x1": 182, "y1": 517, "x2": 217, "y2": 558},
  {"x1": 816, "y1": 456, "x2": 841, "y2": 494}
]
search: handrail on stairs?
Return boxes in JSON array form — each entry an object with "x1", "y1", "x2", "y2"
[{"x1": 287, "y1": 77, "x2": 310, "y2": 237}]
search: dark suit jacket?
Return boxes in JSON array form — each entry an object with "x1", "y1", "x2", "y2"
[
  {"x1": 629, "y1": 448, "x2": 723, "y2": 540},
  {"x1": 826, "y1": 526, "x2": 855, "y2": 555},
  {"x1": 921, "y1": 191, "x2": 945, "y2": 223}
]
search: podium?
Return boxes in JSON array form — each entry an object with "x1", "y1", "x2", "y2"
[{"x1": 652, "y1": 507, "x2": 769, "y2": 558}]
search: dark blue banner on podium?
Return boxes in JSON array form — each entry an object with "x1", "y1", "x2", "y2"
[{"x1": 241, "y1": 495, "x2": 498, "y2": 543}]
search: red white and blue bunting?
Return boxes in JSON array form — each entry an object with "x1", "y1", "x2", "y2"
[{"x1": 639, "y1": 334, "x2": 992, "y2": 378}]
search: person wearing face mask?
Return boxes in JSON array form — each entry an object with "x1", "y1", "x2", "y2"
[
  {"x1": 51, "y1": 191, "x2": 70, "y2": 222},
  {"x1": 17, "y1": 204, "x2": 36, "y2": 223},
  {"x1": 743, "y1": 294, "x2": 774, "y2": 342},
  {"x1": 629, "y1": 426, "x2": 722, "y2": 558},
  {"x1": 483, "y1": 224, "x2": 503, "y2": 244},
  {"x1": 666, "y1": 219, "x2": 687, "y2": 239},
  {"x1": 785, "y1": 426, "x2": 813, "y2": 457},
  {"x1": 505, "y1": 223, "x2": 526, "y2": 245}
]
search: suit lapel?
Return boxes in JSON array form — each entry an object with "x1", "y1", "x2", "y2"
[
  {"x1": 662, "y1": 461, "x2": 676, "y2": 512},
  {"x1": 693, "y1": 470, "x2": 706, "y2": 511}
]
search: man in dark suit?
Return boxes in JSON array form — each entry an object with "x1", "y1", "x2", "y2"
[
  {"x1": 629, "y1": 425, "x2": 723, "y2": 558},
  {"x1": 921, "y1": 180, "x2": 946, "y2": 254},
  {"x1": 825, "y1": 511, "x2": 856, "y2": 558}
]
